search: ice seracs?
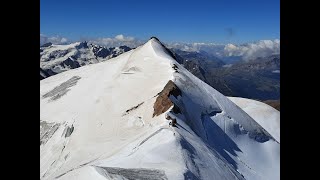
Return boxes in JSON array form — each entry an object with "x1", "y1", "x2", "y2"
[{"x1": 40, "y1": 37, "x2": 279, "y2": 180}]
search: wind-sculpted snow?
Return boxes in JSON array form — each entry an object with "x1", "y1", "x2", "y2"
[
  {"x1": 95, "y1": 166, "x2": 168, "y2": 180},
  {"x1": 40, "y1": 38, "x2": 279, "y2": 180},
  {"x1": 42, "y1": 76, "x2": 81, "y2": 101},
  {"x1": 228, "y1": 97, "x2": 280, "y2": 142},
  {"x1": 40, "y1": 120, "x2": 60, "y2": 145}
]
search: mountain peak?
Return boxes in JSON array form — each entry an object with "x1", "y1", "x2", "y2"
[
  {"x1": 145, "y1": 37, "x2": 177, "y2": 61},
  {"x1": 149, "y1": 36, "x2": 160, "y2": 41},
  {"x1": 41, "y1": 36, "x2": 279, "y2": 179}
]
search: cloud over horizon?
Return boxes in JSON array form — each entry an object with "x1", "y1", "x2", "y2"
[
  {"x1": 168, "y1": 39, "x2": 280, "y2": 60},
  {"x1": 40, "y1": 34, "x2": 69, "y2": 45},
  {"x1": 224, "y1": 39, "x2": 280, "y2": 60},
  {"x1": 87, "y1": 34, "x2": 143, "y2": 48},
  {"x1": 40, "y1": 34, "x2": 279, "y2": 60}
]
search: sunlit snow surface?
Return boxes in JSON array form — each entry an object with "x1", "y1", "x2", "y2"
[
  {"x1": 40, "y1": 38, "x2": 279, "y2": 180},
  {"x1": 228, "y1": 97, "x2": 280, "y2": 143}
]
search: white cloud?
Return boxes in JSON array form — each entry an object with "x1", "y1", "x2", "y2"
[
  {"x1": 223, "y1": 39, "x2": 280, "y2": 60},
  {"x1": 88, "y1": 34, "x2": 142, "y2": 48},
  {"x1": 40, "y1": 33, "x2": 280, "y2": 60},
  {"x1": 40, "y1": 34, "x2": 69, "y2": 45},
  {"x1": 168, "y1": 39, "x2": 280, "y2": 60}
]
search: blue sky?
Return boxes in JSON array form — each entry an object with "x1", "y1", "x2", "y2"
[{"x1": 40, "y1": 0, "x2": 279, "y2": 44}]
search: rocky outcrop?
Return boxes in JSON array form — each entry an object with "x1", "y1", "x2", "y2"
[
  {"x1": 41, "y1": 42, "x2": 52, "y2": 47},
  {"x1": 61, "y1": 57, "x2": 81, "y2": 69},
  {"x1": 40, "y1": 68, "x2": 50, "y2": 80},
  {"x1": 263, "y1": 100, "x2": 280, "y2": 111},
  {"x1": 76, "y1": 41, "x2": 89, "y2": 49},
  {"x1": 153, "y1": 80, "x2": 181, "y2": 117}
]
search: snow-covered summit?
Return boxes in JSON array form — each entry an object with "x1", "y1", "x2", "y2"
[{"x1": 40, "y1": 37, "x2": 279, "y2": 180}]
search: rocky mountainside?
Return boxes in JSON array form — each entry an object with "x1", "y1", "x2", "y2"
[
  {"x1": 171, "y1": 49, "x2": 280, "y2": 101},
  {"x1": 40, "y1": 42, "x2": 132, "y2": 79},
  {"x1": 263, "y1": 100, "x2": 280, "y2": 111}
]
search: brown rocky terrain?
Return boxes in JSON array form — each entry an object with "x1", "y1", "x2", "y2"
[
  {"x1": 263, "y1": 100, "x2": 280, "y2": 111},
  {"x1": 153, "y1": 80, "x2": 181, "y2": 117}
]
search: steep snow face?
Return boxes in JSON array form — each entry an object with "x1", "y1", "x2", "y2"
[
  {"x1": 227, "y1": 97, "x2": 280, "y2": 142},
  {"x1": 40, "y1": 38, "x2": 279, "y2": 180},
  {"x1": 170, "y1": 57, "x2": 279, "y2": 180}
]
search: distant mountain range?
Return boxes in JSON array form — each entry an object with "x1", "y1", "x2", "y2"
[
  {"x1": 171, "y1": 49, "x2": 280, "y2": 101},
  {"x1": 40, "y1": 42, "x2": 132, "y2": 79}
]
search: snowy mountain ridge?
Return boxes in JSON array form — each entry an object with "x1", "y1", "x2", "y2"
[{"x1": 40, "y1": 37, "x2": 279, "y2": 180}]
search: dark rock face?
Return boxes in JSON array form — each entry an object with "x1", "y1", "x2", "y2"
[
  {"x1": 64, "y1": 125, "x2": 74, "y2": 138},
  {"x1": 41, "y1": 42, "x2": 52, "y2": 47},
  {"x1": 122, "y1": 102, "x2": 144, "y2": 116},
  {"x1": 61, "y1": 57, "x2": 81, "y2": 69},
  {"x1": 263, "y1": 100, "x2": 280, "y2": 111},
  {"x1": 93, "y1": 47, "x2": 110, "y2": 58},
  {"x1": 119, "y1": 45, "x2": 131, "y2": 52},
  {"x1": 47, "y1": 50, "x2": 70, "y2": 61},
  {"x1": 40, "y1": 68, "x2": 50, "y2": 80},
  {"x1": 76, "y1": 41, "x2": 89, "y2": 49},
  {"x1": 153, "y1": 80, "x2": 181, "y2": 117}
]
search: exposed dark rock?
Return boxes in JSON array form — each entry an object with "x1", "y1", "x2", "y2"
[
  {"x1": 172, "y1": 104, "x2": 181, "y2": 114},
  {"x1": 48, "y1": 50, "x2": 70, "y2": 61},
  {"x1": 122, "y1": 102, "x2": 144, "y2": 116},
  {"x1": 119, "y1": 45, "x2": 131, "y2": 52},
  {"x1": 41, "y1": 42, "x2": 52, "y2": 47},
  {"x1": 172, "y1": 64, "x2": 179, "y2": 72},
  {"x1": 94, "y1": 47, "x2": 110, "y2": 58},
  {"x1": 166, "y1": 114, "x2": 177, "y2": 127},
  {"x1": 65, "y1": 125, "x2": 74, "y2": 138},
  {"x1": 76, "y1": 41, "x2": 89, "y2": 49},
  {"x1": 40, "y1": 68, "x2": 50, "y2": 80},
  {"x1": 45, "y1": 68, "x2": 58, "y2": 76},
  {"x1": 263, "y1": 100, "x2": 280, "y2": 111},
  {"x1": 61, "y1": 57, "x2": 81, "y2": 69},
  {"x1": 153, "y1": 80, "x2": 181, "y2": 117}
]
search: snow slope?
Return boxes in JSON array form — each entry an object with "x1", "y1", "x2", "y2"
[
  {"x1": 40, "y1": 38, "x2": 279, "y2": 180},
  {"x1": 227, "y1": 97, "x2": 280, "y2": 142}
]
